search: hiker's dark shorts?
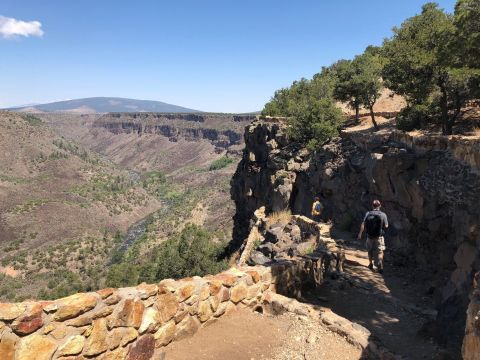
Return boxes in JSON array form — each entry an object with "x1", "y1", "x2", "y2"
[{"x1": 366, "y1": 236, "x2": 386, "y2": 254}]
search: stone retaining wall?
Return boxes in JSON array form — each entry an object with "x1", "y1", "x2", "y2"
[
  {"x1": 238, "y1": 207, "x2": 266, "y2": 266},
  {"x1": 392, "y1": 131, "x2": 480, "y2": 172},
  {"x1": 292, "y1": 215, "x2": 345, "y2": 273},
  {"x1": 0, "y1": 260, "x2": 325, "y2": 360}
]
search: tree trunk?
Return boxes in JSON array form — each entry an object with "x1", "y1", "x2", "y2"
[
  {"x1": 439, "y1": 82, "x2": 451, "y2": 135},
  {"x1": 445, "y1": 121, "x2": 453, "y2": 135},
  {"x1": 355, "y1": 105, "x2": 360, "y2": 124},
  {"x1": 369, "y1": 106, "x2": 379, "y2": 131},
  {"x1": 447, "y1": 92, "x2": 463, "y2": 136}
]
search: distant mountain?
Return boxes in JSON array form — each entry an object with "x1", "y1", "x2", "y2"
[
  {"x1": 7, "y1": 97, "x2": 199, "y2": 113},
  {"x1": 7, "y1": 102, "x2": 40, "y2": 109}
]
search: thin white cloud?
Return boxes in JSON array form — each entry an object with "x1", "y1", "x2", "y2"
[{"x1": 0, "y1": 15, "x2": 44, "y2": 39}]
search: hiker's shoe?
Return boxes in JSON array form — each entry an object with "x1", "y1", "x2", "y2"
[
  {"x1": 377, "y1": 261, "x2": 384, "y2": 274},
  {"x1": 368, "y1": 263, "x2": 373, "y2": 270}
]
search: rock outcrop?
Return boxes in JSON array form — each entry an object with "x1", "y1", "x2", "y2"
[
  {"x1": 231, "y1": 118, "x2": 480, "y2": 351},
  {"x1": 93, "y1": 113, "x2": 254, "y2": 151},
  {"x1": 0, "y1": 259, "x2": 328, "y2": 359},
  {"x1": 238, "y1": 207, "x2": 345, "y2": 277}
]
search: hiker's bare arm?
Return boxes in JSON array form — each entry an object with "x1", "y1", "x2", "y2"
[{"x1": 357, "y1": 223, "x2": 364, "y2": 240}]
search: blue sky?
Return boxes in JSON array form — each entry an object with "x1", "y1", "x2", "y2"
[{"x1": 1, "y1": 0, "x2": 456, "y2": 112}]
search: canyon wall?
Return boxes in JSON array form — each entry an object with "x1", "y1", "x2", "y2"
[
  {"x1": 0, "y1": 259, "x2": 326, "y2": 360},
  {"x1": 230, "y1": 119, "x2": 480, "y2": 351},
  {"x1": 93, "y1": 113, "x2": 255, "y2": 150}
]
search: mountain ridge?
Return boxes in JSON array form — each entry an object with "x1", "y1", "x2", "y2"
[{"x1": 6, "y1": 96, "x2": 200, "y2": 114}]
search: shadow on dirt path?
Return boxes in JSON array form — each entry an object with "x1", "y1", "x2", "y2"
[{"x1": 302, "y1": 228, "x2": 458, "y2": 360}]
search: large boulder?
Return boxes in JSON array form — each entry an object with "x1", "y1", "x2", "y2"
[
  {"x1": 283, "y1": 223, "x2": 302, "y2": 243},
  {"x1": 257, "y1": 243, "x2": 275, "y2": 258},
  {"x1": 248, "y1": 251, "x2": 271, "y2": 266},
  {"x1": 265, "y1": 226, "x2": 284, "y2": 244}
]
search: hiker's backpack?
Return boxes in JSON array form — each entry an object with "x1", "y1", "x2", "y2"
[{"x1": 365, "y1": 212, "x2": 382, "y2": 237}]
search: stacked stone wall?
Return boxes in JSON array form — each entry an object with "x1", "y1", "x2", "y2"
[
  {"x1": 0, "y1": 260, "x2": 325, "y2": 360},
  {"x1": 392, "y1": 131, "x2": 480, "y2": 171}
]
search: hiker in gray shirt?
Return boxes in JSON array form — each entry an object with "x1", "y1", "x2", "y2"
[{"x1": 357, "y1": 200, "x2": 388, "y2": 274}]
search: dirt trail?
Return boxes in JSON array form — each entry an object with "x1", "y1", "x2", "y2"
[
  {"x1": 162, "y1": 309, "x2": 363, "y2": 360},
  {"x1": 161, "y1": 226, "x2": 453, "y2": 360},
  {"x1": 306, "y1": 228, "x2": 452, "y2": 360}
]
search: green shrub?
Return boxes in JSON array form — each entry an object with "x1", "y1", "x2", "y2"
[
  {"x1": 0, "y1": 274, "x2": 24, "y2": 301},
  {"x1": 48, "y1": 151, "x2": 69, "y2": 160},
  {"x1": 142, "y1": 171, "x2": 166, "y2": 188},
  {"x1": 298, "y1": 243, "x2": 316, "y2": 255},
  {"x1": 142, "y1": 224, "x2": 228, "y2": 281},
  {"x1": 209, "y1": 157, "x2": 234, "y2": 171},
  {"x1": 288, "y1": 98, "x2": 344, "y2": 150},
  {"x1": 22, "y1": 114, "x2": 42, "y2": 126},
  {"x1": 37, "y1": 270, "x2": 85, "y2": 300},
  {"x1": 9, "y1": 198, "x2": 49, "y2": 214},
  {"x1": 105, "y1": 263, "x2": 140, "y2": 288},
  {"x1": 253, "y1": 237, "x2": 263, "y2": 250},
  {"x1": 396, "y1": 104, "x2": 432, "y2": 131},
  {"x1": 263, "y1": 73, "x2": 344, "y2": 150}
]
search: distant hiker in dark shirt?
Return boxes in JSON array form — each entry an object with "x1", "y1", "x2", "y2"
[
  {"x1": 311, "y1": 196, "x2": 323, "y2": 223},
  {"x1": 357, "y1": 200, "x2": 388, "y2": 273}
]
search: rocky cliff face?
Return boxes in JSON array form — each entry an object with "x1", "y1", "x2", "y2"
[
  {"x1": 93, "y1": 113, "x2": 254, "y2": 151},
  {"x1": 231, "y1": 119, "x2": 480, "y2": 350}
]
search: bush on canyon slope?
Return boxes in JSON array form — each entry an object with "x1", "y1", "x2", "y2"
[
  {"x1": 106, "y1": 224, "x2": 228, "y2": 287},
  {"x1": 144, "y1": 224, "x2": 228, "y2": 282},
  {"x1": 209, "y1": 156, "x2": 234, "y2": 171}
]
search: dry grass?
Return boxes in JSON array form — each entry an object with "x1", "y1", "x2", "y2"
[{"x1": 266, "y1": 210, "x2": 292, "y2": 227}]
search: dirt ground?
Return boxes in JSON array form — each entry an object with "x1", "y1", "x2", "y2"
[
  {"x1": 305, "y1": 228, "x2": 456, "y2": 360},
  {"x1": 343, "y1": 101, "x2": 480, "y2": 137},
  {"x1": 163, "y1": 309, "x2": 363, "y2": 360}
]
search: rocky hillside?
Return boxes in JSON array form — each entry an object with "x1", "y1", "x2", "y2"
[
  {"x1": 0, "y1": 112, "x2": 165, "y2": 300},
  {"x1": 230, "y1": 118, "x2": 480, "y2": 353},
  {"x1": 38, "y1": 112, "x2": 253, "y2": 236},
  {"x1": 0, "y1": 110, "x2": 258, "y2": 302}
]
